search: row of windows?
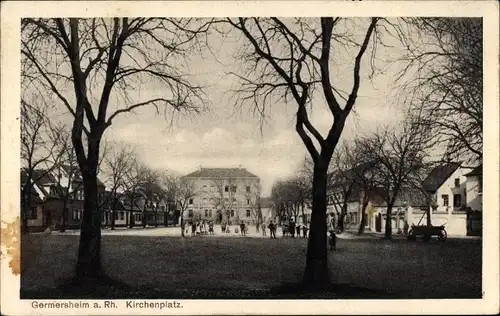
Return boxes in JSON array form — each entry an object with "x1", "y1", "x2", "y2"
[
  {"x1": 189, "y1": 209, "x2": 254, "y2": 218},
  {"x1": 442, "y1": 194, "x2": 462, "y2": 208},
  {"x1": 222, "y1": 185, "x2": 252, "y2": 193},
  {"x1": 189, "y1": 198, "x2": 253, "y2": 205}
]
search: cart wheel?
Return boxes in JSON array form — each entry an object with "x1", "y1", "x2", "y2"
[
  {"x1": 438, "y1": 229, "x2": 447, "y2": 241},
  {"x1": 423, "y1": 233, "x2": 431, "y2": 242},
  {"x1": 407, "y1": 229, "x2": 416, "y2": 241}
]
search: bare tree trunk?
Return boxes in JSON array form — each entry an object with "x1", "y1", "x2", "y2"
[
  {"x1": 129, "y1": 209, "x2": 135, "y2": 228},
  {"x1": 74, "y1": 131, "x2": 104, "y2": 279},
  {"x1": 358, "y1": 196, "x2": 369, "y2": 235},
  {"x1": 302, "y1": 162, "x2": 329, "y2": 288},
  {"x1": 337, "y1": 204, "x2": 348, "y2": 232},
  {"x1": 75, "y1": 166, "x2": 102, "y2": 279},
  {"x1": 180, "y1": 210, "x2": 185, "y2": 237},
  {"x1": 111, "y1": 210, "x2": 115, "y2": 230},
  {"x1": 60, "y1": 200, "x2": 68, "y2": 233},
  {"x1": 384, "y1": 202, "x2": 395, "y2": 239}
]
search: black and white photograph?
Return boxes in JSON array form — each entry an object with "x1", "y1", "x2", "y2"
[{"x1": 1, "y1": 1, "x2": 499, "y2": 315}]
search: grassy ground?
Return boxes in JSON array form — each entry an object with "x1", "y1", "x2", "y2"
[{"x1": 20, "y1": 234, "x2": 482, "y2": 299}]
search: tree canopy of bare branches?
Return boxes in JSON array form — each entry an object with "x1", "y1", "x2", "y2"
[
  {"x1": 356, "y1": 114, "x2": 432, "y2": 238},
  {"x1": 20, "y1": 97, "x2": 67, "y2": 233},
  {"x1": 227, "y1": 17, "x2": 380, "y2": 287},
  {"x1": 21, "y1": 17, "x2": 211, "y2": 279},
  {"x1": 395, "y1": 18, "x2": 482, "y2": 165}
]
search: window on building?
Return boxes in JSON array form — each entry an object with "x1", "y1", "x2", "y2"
[
  {"x1": 454, "y1": 178, "x2": 460, "y2": 187},
  {"x1": 225, "y1": 186, "x2": 229, "y2": 192},
  {"x1": 246, "y1": 186, "x2": 251, "y2": 193},
  {"x1": 49, "y1": 185, "x2": 58, "y2": 196},
  {"x1": 26, "y1": 207, "x2": 37, "y2": 219},
  {"x1": 231, "y1": 210, "x2": 235, "y2": 217},
  {"x1": 247, "y1": 199, "x2": 250, "y2": 205},
  {"x1": 189, "y1": 198, "x2": 193, "y2": 205},
  {"x1": 453, "y1": 194, "x2": 462, "y2": 208},
  {"x1": 246, "y1": 209, "x2": 251, "y2": 217},
  {"x1": 72, "y1": 209, "x2": 81, "y2": 220},
  {"x1": 115, "y1": 211, "x2": 119, "y2": 220},
  {"x1": 205, "y1": 209, "x2": 208, "y2": 217},
  {"x1": 231, "y1": 185, "x2": 237, "y2": 192},
  {"x1": 442, "y1": 195, "x2": 449, "y2": 207},
  {"x1": 209, "y1": 210, "x2": 212, "y2": 217},
  {"x1": 120, "y1": 211, "x2": 125, "y2": 220},
  {"x1": 188, "y1": 210, "x2": 193, "y2": 217}
]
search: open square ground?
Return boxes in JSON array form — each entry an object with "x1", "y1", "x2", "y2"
[{"x1": 21, "y1": 231, "x2": 481, "y2": 299}]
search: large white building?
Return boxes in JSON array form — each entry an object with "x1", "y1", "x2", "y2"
[{"x1": 182, "y1": 167, "x2": 261, "y2": 224}]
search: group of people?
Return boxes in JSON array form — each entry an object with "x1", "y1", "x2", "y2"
[
  {"x1": 261, "y1": 220, "x2": 309, "y2": 239},
  {"x1": 184, "y1": 220, "x2": 215, "y2": 236}
]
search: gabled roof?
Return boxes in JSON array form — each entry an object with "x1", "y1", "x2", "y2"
[
  {"x1": 422, "y1": 162, "x2": 461, "y2": 193},
  {"x1": 21, "y1": 168, "x2": 57, "y2": 186},
  {"x1": 369, "y1": 187, "x2": 429, "y2": 208},
  {"x1": 100, "y1": 191, "x2": 126, "y2": 211},
  {"x1": 60, "y1": 164, "x2": 106, "y2": 187},
  {"x1": 465, "y1": 164, "x2": 482, "y2": 177},
  {"x1": 183, "y1": 168, "x2": 258, "y2": 179}
]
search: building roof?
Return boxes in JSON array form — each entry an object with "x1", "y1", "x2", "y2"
[
  {"x1": 465, "y1": 164, "x2": 482, "y2": 177},
  {"x1": 60, "y1": 164, "x2": 106, "y2": 187},
  {"x1": 21, "y1": 168, "x2": 57, "y2": 186},
  {"x1": 370, "y1": 187, "x2": 429, "y2": 208},
  {"x1": 183, "y1": 167, "x2": 258, "y2": 179},
  {"x1": 422, "y1": 162, "x2": 461, "y2": 193}
]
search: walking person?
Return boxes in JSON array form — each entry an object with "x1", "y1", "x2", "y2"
[
  {"x1": 329, "y1": 230, "x2": 337, "y2": 251},
  {"x1": 262, "y1": 223, "x2": 267, "y2": 236}
]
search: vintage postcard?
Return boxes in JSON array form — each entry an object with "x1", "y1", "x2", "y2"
[{"x1": 1, "y1": 0, "x2": 499, "y2": 315}]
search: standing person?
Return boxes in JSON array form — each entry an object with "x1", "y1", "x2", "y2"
[
  {"x1": 268, "y1": 221, "x2": 275, "y2": 239},
  {"x1": 296, "y1": 224, "x2": 301, "y2": 237},
  {"x1": 329, "y1": 230, "x2": 337, "y2": 251},
  {"x1": 289, "y1": 220, "x2": 296, "y2": 238},
  {"x1": 221, "y1": 221, "x2": 226, "y2": 234},
  {"x1": 240, "y1": 221, "x2": 246, "y2": 236},
  {"x1": 302, "y1": 224, "x2": 308, "y2": 238},
  {"x1": 208, "y1": 221, "x2": 214, "y2": 235},
  {"x1": 261, "y1": 223, "x2": 267, "y2": 237},
  {"x1": 191, "y1": 221, "x2": 196, "y2": 236},
  {"x1": 403, "y1": 220, "x2": 409, "y2": 237}
]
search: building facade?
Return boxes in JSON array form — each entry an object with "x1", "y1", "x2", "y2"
[{"x1": 182, "y1": 167, "x2": 261, "y2": 224}]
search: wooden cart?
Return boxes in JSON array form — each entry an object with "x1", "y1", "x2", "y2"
[
  {"x1": 407, "y1": 224, "x2": 447, "y2": 242},
  {"x1": 406, "y1": 204, "x2": 447, "y2": 242}
]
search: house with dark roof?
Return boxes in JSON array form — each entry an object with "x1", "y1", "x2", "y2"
[
  {"x1": 322, "y1": 160, "x2": 479, "y2": 236},
  {"x1": 21, "y1": 166, "x2": 106, "y2": 231},
  {"x1": 182, "y1": 167, "x2": 261, "y2": 225}
]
